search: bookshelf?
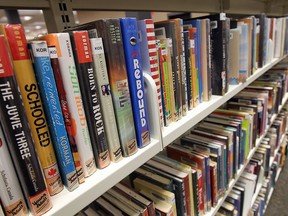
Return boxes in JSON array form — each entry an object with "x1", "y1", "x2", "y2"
[{"x1": 0, "y1": 1, "x2": 288, "y2": 216}]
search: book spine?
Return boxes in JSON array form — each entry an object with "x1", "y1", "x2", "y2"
[
  {"x1": 48, "y1": 46, "x2": 85, "y2": 183},
  {"x1": 184, "y1": 31, "x2": 193, "y2": 110},
  {"x1": 0, "y1": 35, "x2": 52, "y2": 215},
  {"x1": 43, "y1": 33, "x2": 96, "y2": 178},
  {"x1": 159, "y1": 40, "x2": 172, "y2": 126},
  {"x1": 189, "y1": 28, "x2": 199, "y2": 107},
  {"x1": 90, "y1": 38, "x2": 123, "y2": 162},
  {"x1": 210, "y1": 164, "x2": 218, "y2": 207},
  {"x1": 97, "y1": 19, "x2": 137, "y2": 156},
  {"x1": 70, "y1": 31, "x2": 110, "y2": 169},
  {"x1": 192, "y1": 171, "x2": 200, "y2": 216},
  {"x1": 120, "y1": 18, "x2": 150, "y2": 148},
  {"x1": 156, "y1": 40, "x2": 168, "y2": 127},
  {"x1": 206, "y1": 19, "x2": 212, "y2": 99},
  {"x1": 2, "y1": 24, "x2": 63, "y2": 196},
  {"x1": 196, "y1": 21, "x2": 203, "y2": 103},
  {"x1": 179, "y1": 20, "x2": 188, "y2": 116},
  {"x1": 29, "y1": 41, "x2": 79, "y2": 191},
  {"x1": 200, "y1": 20, "x2": 209, "y2": 101},
  {"x1": 141, "y1": 19, "x2": 164, "y2": 126},
  {"x1": 0, "y1": 124, "x2": 29, "y2": 216}
]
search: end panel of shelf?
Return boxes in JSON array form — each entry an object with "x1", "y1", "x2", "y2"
[
  {"x1": 44, "y1": 138, "x2": 161, "y2": 216},
  {"x1": 162, "y1": 56, "x2": 287, "y2": 148}
]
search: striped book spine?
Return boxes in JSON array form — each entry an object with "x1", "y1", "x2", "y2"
[
  {"x1": 0, "y1": 124, "x2": 29, "y2": 216},
  {"x1": 138, "y1": 19, "x2": 164, "y2": 126},
  {"x1": 0, "y1": 24, "x2": 63, "y2": 196},
  {"x1": 29, "y1": 41, "x2": 79, "y2": 191}
]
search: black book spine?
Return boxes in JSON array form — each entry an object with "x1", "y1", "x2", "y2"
[
  {"x1": 70, "y1": 31, "x2": 110, "y2": 169},
  {"x1": 0, "y1": 36, "x2": 51, "y2": 215}
]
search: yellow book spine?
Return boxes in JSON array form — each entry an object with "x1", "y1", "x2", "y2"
[{"x1": 2, "y1": 24, "x2": 63, "y2": 196}]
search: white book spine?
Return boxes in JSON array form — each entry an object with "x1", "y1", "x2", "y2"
[
  {"x1": 90, "y1": 38, "x2": 122, "y2": 162},
  {"x1": 56, "y1": 33, "x2": 96, "y2": 177},
  {"x1": 0, "y1": 125, "x2": 28, "y2": 216}
]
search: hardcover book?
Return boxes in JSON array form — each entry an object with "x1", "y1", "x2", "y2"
[
  {"x1": 41, "y1": 33, "x2": 96, "y2": 178},
  {"x1": 48, "y1": 46, "x2": 85, "y2": 183},
  {"x1": 0, "y1": 35, "x2": 52, "y2": 215},
  {"x1": 89, "y1": 38, "x2": 122, "y2": 162},
  {"x1": 29, "y1": 41, "x2": 79, "y2": 191},
  {"x1": 0, "y1": 24, "x2": 63, "y2": 196},
  {"x1": 70, "y1": 19, "x2": 138, "y2": 156},
  {"x1": 69, "y1": 30, "x2": 110, "y2": 169},
  {"x1": 138, "y1": 19, "x2": 164, "y2": 125},
  {"x1": 0, "y1": 124, "x2": 29, "y2": 216},
  {"x1": 120, "y1": 18, "x2": 150, "y2": 148}
]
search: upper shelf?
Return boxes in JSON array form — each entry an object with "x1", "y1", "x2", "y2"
[
  {"x1": 162, "y1": 55, "x2": 288, "y2": 148},
  {"x1": 0, "y1": 0, "x2": 287, "y2": 16}
]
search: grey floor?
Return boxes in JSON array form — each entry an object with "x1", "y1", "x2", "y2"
[{"x1": 265, "y1": 159, "x2": 288, "y2": 216}]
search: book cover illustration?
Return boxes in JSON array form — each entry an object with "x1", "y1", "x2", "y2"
[
  {"x1": 48, "y1": 46, "x2": 85, "y2": 183},
  {"x1": 90, "y1": 38, "x2": 122, "y2": 162},
  {"x1": 41, "y1": 33, "x2": 96, "y2": 178},
  {"x1": 70, "y1": 31, "x2": 110, "y2": 169},
  {"x1": 29, "y1": 41, "x2": 79, "y2": 191}
]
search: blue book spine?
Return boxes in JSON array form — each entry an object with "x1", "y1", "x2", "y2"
[
  {"x1": 120, "y1": 18, "x2": 150, "y2": 148},
  {"x1": 29, "y1": 41, "x2": 79, "y2": 191}
]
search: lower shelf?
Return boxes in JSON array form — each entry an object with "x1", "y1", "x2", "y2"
[{"x1": 43, "y1": 138, "x2": 161, "y2": 216}]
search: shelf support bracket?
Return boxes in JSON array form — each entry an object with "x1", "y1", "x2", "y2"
[{"x1": 43, "y1": 0, "x2": 75, "y2": 33}]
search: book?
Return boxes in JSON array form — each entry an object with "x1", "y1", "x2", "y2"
[
  {"x1": 48, "y1": 46, "x2": 85, "y2": 183},
  {"x1": 28, "y1": 41, "x2": 79, "y2": 191},
  {"x1": 133, "y1": 178, "x2": 176, "y2": 216},
  {"x1": 139, "y1": 190, "x2": 173, "y2": 216},
  {"x1": 184, "y1": 19, "x2": 203, "y2": 103},
  {"x1": 155, "y1": 20, "x2": 182, "y2": 120},
  {"x1": 41, "y1": 33, "x2": 96, "y2": 178},
  {"x1": 157, "y1": 39, "x2": 173, "y2": 126},
  {"x1": 188, "y1": 27, "x2": 200, "y2": 107},
  {"x1": 69, "y1": 30, "x2": 110, "y2": 169},
  {"x1": 228, "y1": 27, "x2": 240, "y2": 85},
  {"x1": 0, "y1": 123, "x2": 29, "y2": 216},
  {"x1": 138, "y1": 19, "x2": 164, "y2": 125},
  {"x1": 94, "y1": 197, "x2": 124, "y2": 216},
  {"x1": 0, "y1": 35, "x2": 52, "y2": 215},
  {"x1": 89, "y1": 38, "x2": 122, "y2": 162},
  {"x1": 183, "y1": 30, "x2": 193, "y2": 110},
  {"x1": 114, "y1": 183, "x2": 155, "y2": 216},
  {"x1": 142, "y1": 163, "x2": 187, "y2": 216},
  {"x1": 107, "y1": 188, "x2": 146, "y2": 215},
  {"x1": 102, "y1": 192, "x2": 140, "y2": 216},
  {"x1": 120, "y1": 18, "x2": 150, "y2": 148},
  {"x1": 238, "y1": 22, "x2": 249, "y2": 82},
  {"x1": 71, "y1": 19, "x2": 138, "y2": 156},
  {"x1": 0, "y1": 24, "x2": 63, "y2": 196}
]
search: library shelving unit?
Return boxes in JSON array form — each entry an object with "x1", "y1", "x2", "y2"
[{"x1": 1, "y1": 0, "x2": 288, "y2": 215}]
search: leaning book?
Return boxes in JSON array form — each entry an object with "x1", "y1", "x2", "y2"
[{"x1": 0, "y1": 35, "x2": 52, "y2": 215}]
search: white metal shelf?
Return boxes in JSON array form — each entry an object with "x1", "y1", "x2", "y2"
[
  {"x1": 162, "y1": 56, "x2": 287, "y2": 148},
  {"x1": 44, "y1": 138, "x2": 161, "y2": 216}
]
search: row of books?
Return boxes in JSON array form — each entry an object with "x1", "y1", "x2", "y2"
[
  {"x1": 73, "y1": 64, "x2": 288, "y2": 216},
  {"x1": 0, "y1": 18, "x2": 154, "y2": 216},
  {"x1": 217, "y1": 108, "x2": 288, "y2": 216},
  {"x1": 153, "y1": 14, "x2": 288, "y2": 127}
]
